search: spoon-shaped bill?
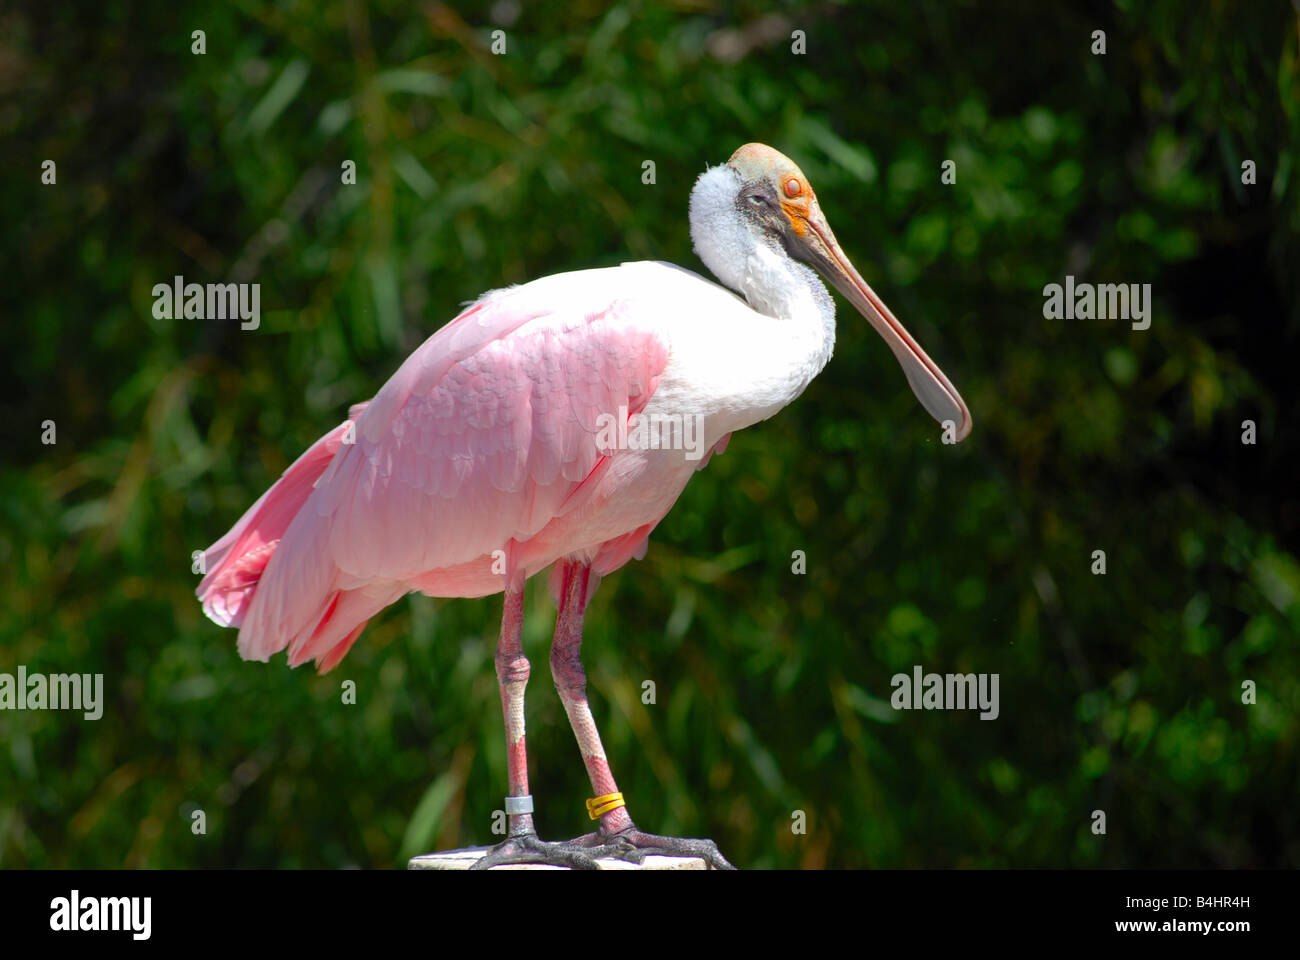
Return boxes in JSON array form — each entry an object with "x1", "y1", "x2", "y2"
[{"x1": 800, "y1": 208, "x2": 972, "y2": 441}]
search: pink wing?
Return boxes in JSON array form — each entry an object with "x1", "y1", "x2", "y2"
[{"x1": 202, "y1": 272, "x2": 671, "y2": 671}]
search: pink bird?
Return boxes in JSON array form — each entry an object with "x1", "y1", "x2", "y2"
[{"x1": 198, "y1": 143, "x2": 971, "y2": 869}]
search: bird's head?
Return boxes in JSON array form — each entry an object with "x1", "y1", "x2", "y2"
[{"x1": 690, "y1": 142, "x2": 971, "y2": 441}]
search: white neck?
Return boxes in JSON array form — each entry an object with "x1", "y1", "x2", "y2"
[
  {"x1": 626, "y1": 164, "x2": 838, "y2": 442},
  {"x1": 688, "y1": 164, "x2": 836, "y2": 375}
]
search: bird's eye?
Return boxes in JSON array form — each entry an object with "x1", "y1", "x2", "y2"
[{"x1": 783, "y1": 178, "x2": 802, "y2": 198}]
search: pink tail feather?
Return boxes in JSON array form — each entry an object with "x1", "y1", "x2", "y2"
[{"x1": 199, "y1": 409, "x2": 384, "y2": 672}]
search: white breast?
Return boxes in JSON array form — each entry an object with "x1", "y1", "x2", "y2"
[{"x1": 617, "y1": 258, "x2": 836, "y2": 450}]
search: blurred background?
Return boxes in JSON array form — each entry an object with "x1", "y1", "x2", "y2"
[{"x1": 2, "y1": 0, "x2": 1298, "y2": 869}]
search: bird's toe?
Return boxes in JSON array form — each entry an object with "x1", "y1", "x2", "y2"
[{"x1": 468, "y1": 834, "x2": 601, "y2": 870}]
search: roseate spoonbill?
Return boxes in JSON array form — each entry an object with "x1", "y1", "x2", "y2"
[{"x1": 197, "y1": 143, "x2": 971, "y2": 869}]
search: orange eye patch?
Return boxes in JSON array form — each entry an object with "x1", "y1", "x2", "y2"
[{"x1": 783, "y1": 177, "x2": 802, "y2": 198}]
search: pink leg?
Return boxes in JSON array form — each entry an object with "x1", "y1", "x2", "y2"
[
  {"x1": 470, "y1": 577, "x2": 599, "y2": 870},
  {"x1": 550, "y1": 559, "x2": 735, "y2": 869},
  {"x1": 494, "y1": 584, "x2": 535, "y2": 838},
  {"x1": 550, "y1": 560, "x2": 634, "y2": 834}
]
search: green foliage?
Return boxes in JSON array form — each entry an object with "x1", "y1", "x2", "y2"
[{"x1": 2, "y1": 1, "x2": 1297, "y2": 868}]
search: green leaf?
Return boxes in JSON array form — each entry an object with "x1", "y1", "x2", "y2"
[{"x1": 246, "y1": 59, "x2": 310, "y2": 136}]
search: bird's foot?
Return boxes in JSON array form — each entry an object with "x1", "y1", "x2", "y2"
[
  {"x1": 469, "y1": 832, "x2": 601, "y2": 870},
  {"x1": 563, "y1": 825, "x2": 737, "y2": 870}
]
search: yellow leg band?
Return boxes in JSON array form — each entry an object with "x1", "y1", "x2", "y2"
[{"x1": 585, "y1": 792, "x2": 626, "y2": 820}]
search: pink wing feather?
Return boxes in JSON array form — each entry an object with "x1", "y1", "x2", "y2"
[{"x1": 199, "y1": 273, "x2": 671, "y2": 671}]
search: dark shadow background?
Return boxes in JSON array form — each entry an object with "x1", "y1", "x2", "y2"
[{"x1": 2, "y1": 1, "x2": 1298, "y2": 868}]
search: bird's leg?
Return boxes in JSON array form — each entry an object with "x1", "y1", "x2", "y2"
[
  {"x1": 549, "y1": 561, "x2": 632, "y2": 833},
  {"x1": 469, "y1": 581, "x2": 598, "y2": 870},
  {"x1": 550, "y1": 559, "x2": 736, "y2": 870},
  {"x1": 494, "y1": 583, "x2": 535, "y2": 838}
]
